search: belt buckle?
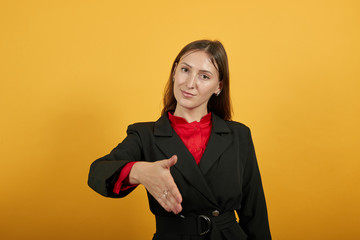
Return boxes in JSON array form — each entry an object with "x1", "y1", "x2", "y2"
[{"x1": 197, "y1": 215, "x2": 211, "y2": 235}]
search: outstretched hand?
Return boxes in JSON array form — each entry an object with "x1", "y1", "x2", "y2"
[{"x1": 129, "y1": 155, "x2": 183, "y2": 214}]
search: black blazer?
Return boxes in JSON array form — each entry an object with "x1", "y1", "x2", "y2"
[{"x1": 88, "y1": 113, "x2": 271, "y2": 240}]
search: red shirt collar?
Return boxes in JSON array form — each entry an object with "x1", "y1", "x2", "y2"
[{"x1": 168, "y1": 112, "x2": 212, "y2": 126}]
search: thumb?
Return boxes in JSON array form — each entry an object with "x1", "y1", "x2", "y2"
[{"x1": 163, "y1": 155, "x2": 177, "y2": 169}]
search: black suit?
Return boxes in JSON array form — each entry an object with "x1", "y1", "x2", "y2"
[{"x1": 88, "y1": 113, "x2": 271, "y2": 239}]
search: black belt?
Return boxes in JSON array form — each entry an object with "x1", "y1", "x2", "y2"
[{"x1": 155, "y1": 210, "x2": 236, "y2": 236}]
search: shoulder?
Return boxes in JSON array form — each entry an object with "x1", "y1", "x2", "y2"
[
  {"x1": 225, "y1": 120, "x2": 250, "y2": 133},
  {"x1": 212, "y1": 113, "x2": 252, "y2": 143},
  {"x1": 223, "y1": 119, "x2": 252, "y2": 143},
  {"x1": 127, "y1": 121, "x2": 156, "y2": 134}
]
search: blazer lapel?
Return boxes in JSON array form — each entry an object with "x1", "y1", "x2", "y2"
[
  {"x1": 199, "y1": 114, "x2": 231, "y2": 175},
  {"x1": 154, "y1": 115, "x2": 218, "y2": 206}
]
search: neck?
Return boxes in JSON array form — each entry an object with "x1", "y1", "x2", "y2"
[{"x1": 173, "y1": 106, "x2": 208, "y2": 123}]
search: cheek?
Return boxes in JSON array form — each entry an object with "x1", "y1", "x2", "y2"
[
  {"x1": 173, "y1": 79, "x2": 181, "y2": 90},
  {"x1": 174, "y1": 72, "x2": 185, "y2": 84},
  {"x1": 199, "y1": 83, "x2": 218, "y2": 96},
  {"x1": 173, "y1": 83, "x2": 181, "y2": 100}
]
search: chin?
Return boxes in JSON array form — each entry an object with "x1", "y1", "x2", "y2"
[
  {"x1": 177, "y1": 102, "x2": 196, "y2": 110},
  {"x1": 178, "y1": 100, "x2": 207, "y2": 111}
]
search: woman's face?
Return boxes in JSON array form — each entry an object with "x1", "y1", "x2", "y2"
[{"x1": 173, "y1": 50, "x2": 221, "y2": 115}]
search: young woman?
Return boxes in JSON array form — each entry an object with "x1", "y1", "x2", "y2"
[{"x1": 88, "y1": 40, "x2": 271, "y2": 240}]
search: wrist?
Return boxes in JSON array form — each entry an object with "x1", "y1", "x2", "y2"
[{"x1": 128, "y1": 162, "x2": 143, "y2": 185}]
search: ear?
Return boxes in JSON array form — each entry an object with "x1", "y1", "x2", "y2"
[
  {"x1": 172, "y1": 62, "x2": 178, "y2": 77},
  {"x1": 215, "y1": 80, "x2": 223, "y2": 94}
]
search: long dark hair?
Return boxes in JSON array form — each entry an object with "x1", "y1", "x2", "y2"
[{"x1": 161, "y1": 39, "x2": 232, "y2": 120}]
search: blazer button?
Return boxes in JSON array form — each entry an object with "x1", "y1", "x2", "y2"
[{"x1": 212, "y1": 210, "x2": 220, "y2": 217}]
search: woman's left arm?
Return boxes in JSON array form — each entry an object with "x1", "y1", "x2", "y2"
[{"x1": 237, "y1": 128, "x2": 272, "y2": 240}]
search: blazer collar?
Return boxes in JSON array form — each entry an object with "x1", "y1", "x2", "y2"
[
  {"x1": 154, "y1": 112, "x2": 230, "y2": 136},
  {"x1": 154, "y1": 112, "x2": 231, "y2": 207}
]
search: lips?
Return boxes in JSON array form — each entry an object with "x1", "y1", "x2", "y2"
[{"x1": 181, "y1": 90, "x2": 195, "y2": 97}]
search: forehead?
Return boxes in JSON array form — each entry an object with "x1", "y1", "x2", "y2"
[{"x1": 179, "y1": 50, "x2": 218, "y2": 72}]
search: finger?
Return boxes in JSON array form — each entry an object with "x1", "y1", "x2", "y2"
[
  {"x1": 161, "y1": 201, "x2": 172, "y2": 213},
  {"x1": 161, "y1": 194, "x2": 180, "y2": 214},
  {"x1": 167, "y1": 180, "x2": 182, "y2": 203},
  {"x1": 164, "y1": 186, "x2": 182, "y2": 214},
  {"x1": 156, "y1": 194, "x2": 172, "y2": 212},
  {"x1": 162, "y1": 155, "x2": 177, "y2": 169},
  {"x1": 166, "y1": 193, "x2": 182, "y2": 214},
  {"x1": 159, "y1": 192, "x2": 181, "y2": 214},
  {"x1": 168, "y1": 155, "x2": 178, "y2": 166},
  {"x1": 169, "y1": 188, "x2": 182, "y2": 204},
  {"x1": 155, "y1": 186, "x2": 181, "y2": 214}
]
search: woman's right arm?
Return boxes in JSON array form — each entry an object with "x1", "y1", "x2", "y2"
[
  {"x1": 87, "y1": 124, "x2": 142, "y2": 198},
  {"x1": 87, "y1": 124, "x2": 182, "y2": 214}
]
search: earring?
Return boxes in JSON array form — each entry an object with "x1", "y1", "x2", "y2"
[
  {"x1": 172, "y1": 78, "x2": 175, "y2": 82},
  {"x1": 215, "y1": 90, "x2": 221, "y2": 96}
]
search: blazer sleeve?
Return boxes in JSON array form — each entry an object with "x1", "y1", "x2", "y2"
[
  {"x1": 87, "y1": 124, "x2": 143, "y2": 198},
  {"x1": 237, "y1": 128, "x2": 272, "y2": 240}
]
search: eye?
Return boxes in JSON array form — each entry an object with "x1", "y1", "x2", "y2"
[
  {"x1": 181, "y1": 67, "x2": 189, "y2": 73},
  {"x1": 200, "y1": 74, "x2": 210, "y2": 80}
]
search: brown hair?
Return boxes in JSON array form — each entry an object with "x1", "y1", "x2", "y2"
[{"x1": 161, "y1": 39, "x2": 232, "y2": 120}]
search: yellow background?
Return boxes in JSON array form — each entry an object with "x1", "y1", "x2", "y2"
[{"x1": 1, "y1": 0, "x2": 359, "y2": 239}]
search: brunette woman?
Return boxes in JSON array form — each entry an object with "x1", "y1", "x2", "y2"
[{"x1": 88, "y1": 39, "x2": 271, "y2": 240}]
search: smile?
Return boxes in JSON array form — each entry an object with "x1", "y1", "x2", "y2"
[{"x1": 181, "y1": 90, "x2": 195, "y2": 97}]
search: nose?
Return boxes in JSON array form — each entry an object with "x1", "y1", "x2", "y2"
[{"x1": 186, "y1": 74, "x2": 196, "y2": 89}]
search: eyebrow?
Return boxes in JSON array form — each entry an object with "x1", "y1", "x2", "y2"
[{"x1": 181, "y1": 62, "x2": 214, "y2": 75}]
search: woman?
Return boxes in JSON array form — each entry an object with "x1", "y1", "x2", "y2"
[{"x1": 88, "y1": 40, "x2": 271, "y2": 240}]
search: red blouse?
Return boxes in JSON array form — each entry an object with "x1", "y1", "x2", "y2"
[{"x1": 112, "y1": 112, "x2": 212, "y2": 194}]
